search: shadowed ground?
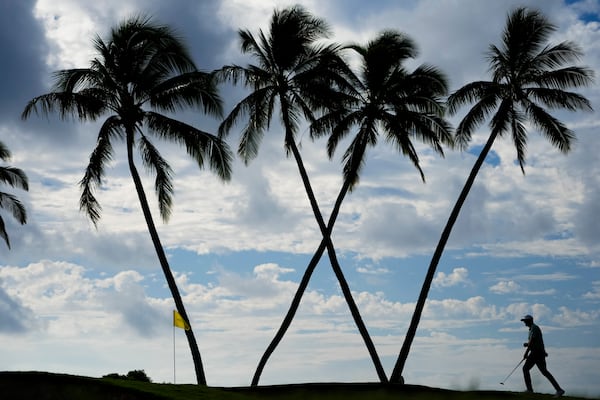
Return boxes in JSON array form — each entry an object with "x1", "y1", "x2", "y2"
[{"x1": 0, "y1": 371, "x2": 587, "y2": 400}]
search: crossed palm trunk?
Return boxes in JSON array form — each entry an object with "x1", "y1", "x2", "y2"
[
  {"x1": 126, "y1": 133, "x2": 207, "y2": 385},
  {"x1": 252, "y1": 120, "x2": 386, "y2": 385},
  {"x1": 389, "y1": 129, "x2": 498, "y2": 382}
]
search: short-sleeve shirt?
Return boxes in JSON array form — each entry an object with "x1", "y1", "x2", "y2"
[{"x1": 528, "y1": 323, "x2": 546, "y2": 356}]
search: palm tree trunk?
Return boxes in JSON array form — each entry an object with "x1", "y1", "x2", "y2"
[
  {"x1": 389, "y1": 130, "x2": 499, "y2": 383},
  {"x1": 126, "y1": 132, "x2": 207, "y2": 385},
  {"x1": 252, "y1": 114, "x2": 387, "y2": 385}
]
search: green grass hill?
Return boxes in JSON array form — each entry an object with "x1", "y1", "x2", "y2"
[{"x1": 0, "y1": 371, "x2": 593, "y2": 400}]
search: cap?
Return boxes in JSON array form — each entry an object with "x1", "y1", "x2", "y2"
[{"x1": 520, "y1": 314, "x2": 533, "y2": 321}]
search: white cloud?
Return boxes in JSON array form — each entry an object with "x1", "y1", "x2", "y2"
[
  {"x1": 515, "y1": 272, "x2": 577, "y2": 282},
  {"x1": 582, "y1": 281, "x2": 600, "y2": 300},
  {"x1": 433, "y1": 267, "x2": 470, "y2": 288},
  {"x1": 1, "y1": 258, "x2": 599, "y2": 393},
  {"x1": 489, "y1": 280, "x2": 520, "y2": 294},
  {"x1": 552, "y1": 306, "x2": 600, "y2": 327},
  {"x1": 356, "y1": 265, "x2": 390, "y2": 275}
]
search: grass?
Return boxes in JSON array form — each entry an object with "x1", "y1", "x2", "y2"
[{"x1": 0, "y1": 371, "x2": 590, "y2": 400}]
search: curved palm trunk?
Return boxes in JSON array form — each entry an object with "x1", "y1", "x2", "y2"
[
  {"x1": 389, "y1": 130, "x2": 499, "y2": 383},
  {"x1": 251, "y1": 178, "x2": 351, "y2": 386},
  {"x1": 126, "y1": 132, "x2": 207, "y2": 385},
  {"x1": 252, "y1": 114, "x2": 387, "y2": 385}
]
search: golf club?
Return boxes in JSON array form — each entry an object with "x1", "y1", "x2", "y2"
[{"x1": 500, "y1": 358, "x2": 525, "y2": 385}]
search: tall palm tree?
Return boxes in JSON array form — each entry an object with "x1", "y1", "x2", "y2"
[
  {"x1": 390, "y1": 7, "x2": 593, "y2": 383},
  {"x1": 0, "y1": 141, "x2": 29, "y2": 249},
  {"x1": 217, "y1": 6, "x2": 388, "y2": 385},
  {"x1": 22, "y1": 16, "x2": 232, "y2": 385},
  {"x1": 254, "y1": 30, "x2": 453, "y2": 386}
]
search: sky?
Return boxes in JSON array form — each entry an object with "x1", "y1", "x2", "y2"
[{"x1": 1, "y1": 0, "x2": 599, "y2": 397}]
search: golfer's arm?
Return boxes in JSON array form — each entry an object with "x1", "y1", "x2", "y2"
[{"x1": 523, "y1": 340, "x2": 531, "y2": 358}]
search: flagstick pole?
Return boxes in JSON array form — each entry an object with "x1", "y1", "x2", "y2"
[{"x1": 173, "y1": 323, "x2": 176, "y2": 384}]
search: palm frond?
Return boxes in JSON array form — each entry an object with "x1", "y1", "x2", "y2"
[
  {"x1": 530, "y1": 41, "x2": 584, "y2": 70},
  {"x1": 0, "y1": 189, "x2": 28, "y2": 248},
  {"x1": 390, "y1": 130, "x2": 425, "y2": 182},
  {"x1": 0, "y1": 142, "x2": 9, "y2": 160},
  {"x1": 78, "y1": 116, "x2": 121, "y2": 225},
  {"x1": 526, "y1": 87, "x2": 592, "y2": 111},
  {"x1": 532, "y1": 66, "x2": 595, "y2": 90},
  {"x1": 447, "y1": 81, "x2": 497, "y2": 114},
  {"x1": 268, "y1": 5, "x2": 331, "y2": 71},
  {"x1": 451, "y1": 85, "x2": 501, "y2": 150},
  {"x1": 150, "y1": 71, "x2": 223, "y2": 116},
  {"x1": 502, "y1": 7, "x2": 555, "y2": 62},
  {"x1": 145, "y1": 112, "x2": 232, "y2": 181},
  {"x1": 327, "y1": 112, "x2": 362, "y2": 159},
  {"x1": 138, "y1": 134, "x2": 174, "y2": 221},
  {"x1": 0, "y1": 192, "x2": 27, "y2": 225},
  {"x1": 0, "y1": 217, "x2": 9, "y2": 248},
  {"x1": 525, "y1": 101, "x2": 574, "y2": 153},
  {"x1": 218, "y1": 86, "x2": 275, "y2": 162},
  {"x1": 341, "y1": 123, "x2": 375, "y2": 190},
  {"x1": 22, "y1": 91, "x2": 106, "y2": 121},
  {"x1": 0, "y1": 166, "x2": 29, "y2": 191},
  {"x1": 391, "y1": 110, "x2": 454, "y2": 155},
  {"x1": 239, "y1": 29, "x2": 269, "y2": 63}
]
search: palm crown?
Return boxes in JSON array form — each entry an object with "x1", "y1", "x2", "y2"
[
  {"x1": 23, "y1": 16, "x2": 232, "y2": 224},
  {"x1": 218, "y1": 5, "x2": 347, "y2": 159},
  {"x1": 448, "y1": 7, "x2": 593, "y2": 171},
  {"x1": 312, "y1": 30, "x2": 453, "y2": 189},
  {"x1": 0, "y1": 142, "x2": 29, "y2": 249}
]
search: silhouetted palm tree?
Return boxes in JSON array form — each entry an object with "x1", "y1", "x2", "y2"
[
  {"x1": 390, "y1": 7, "x2": 593, "y2": 383},
  {"x1": 0, "y1": 141, "x2": 28, "y2": 249},
  {"x1": 259, "y1": 30, "x2": 453, "y2": 385},
  {"x1": 22, "y1": 16, "x2": 232, "y2": 385},
  {"x1": 217, "y1": 6, "x2": 388, "y2": 385}
]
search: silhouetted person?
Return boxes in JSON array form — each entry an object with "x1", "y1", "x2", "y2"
[{"x1": 521, "y1": 314, "x2": 564, "y2": 396}]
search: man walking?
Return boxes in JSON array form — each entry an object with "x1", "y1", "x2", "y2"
[{"x1": 521, "y1": 314, "x2": 565, "y2": 396}]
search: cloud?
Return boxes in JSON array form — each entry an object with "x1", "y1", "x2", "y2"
[
  {"x1": 0, "y1": 257, "x2": 598, "y2": 391},
  {"x1": 0, "y1": 0, "x2": 49, "y2": 122},
  {"x1": 552, "y1": 306, "x2": 600, "y2": 327},
  {"x1": 489, "y1": 280, "x2": 520, "y2": 294},
  {"x1": 0, "y1": 284, "x2": 37, "y2": 334},
  {"x1": 433, "y1": 267, "x2": 470, "y2": 288},
  {"x1": 515, "y1": 272, "x2": 577, "y2": 282},
  {"x1": 97, "y1": 270, "x2": 163, "y2": 337},
  {"x1": 582, "y1": 281, "x2": 600, "y2": 300},
  {"x1": 356, "y1": 265, "x2": 390, "y2": 275}
]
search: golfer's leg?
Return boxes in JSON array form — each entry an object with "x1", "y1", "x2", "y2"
[
  {"x1": 537, "y1": 359, "x2": 562, "y2": 391},
  {"x1": 523, "y1": 358, "x2": 535, "y2": 392}
]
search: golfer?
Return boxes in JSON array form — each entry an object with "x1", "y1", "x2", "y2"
[{"x1": 521, "y1": 314, "x2": 564, "y2": 396}]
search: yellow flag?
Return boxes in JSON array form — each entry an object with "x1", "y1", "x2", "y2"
[{"x1": 173, "y1": 309, "x2": 190, "y2": 331}]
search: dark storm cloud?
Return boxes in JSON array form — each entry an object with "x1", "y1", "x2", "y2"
[
  {"x1": 140, "y1": 0, "x2": 234, "y2": 70},
  {"x1": 0, "y1": 0, "x2": 49, "y2": 123},
  {"x1": 0, "y1": 284, "x2": 35, "y2": 333}
]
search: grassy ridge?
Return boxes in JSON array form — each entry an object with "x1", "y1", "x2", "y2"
[{"x1": 0, "y1": 371, "x2": 586, "y2": 400}]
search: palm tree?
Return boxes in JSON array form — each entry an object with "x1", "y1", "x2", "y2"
[
  {"x1": 217, "y1": 6, "x2": 389, "y2": 385},
  {"x1": 0, "y1": 141, "x2": 29, "y2": 249},
  {"x1": 253, "y1": 30, "x2": 453, "y2": 386},
  {"x1": 22, "y1": 16, "x2": 232, "y2": 385},
  {"x1": 390, "y1": 7, "x2": 594, "y2": 383}
]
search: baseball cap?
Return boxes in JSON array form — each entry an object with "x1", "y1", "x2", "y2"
[{"x1": 520, "y1": 314, "x2": 533, "y2": 321}]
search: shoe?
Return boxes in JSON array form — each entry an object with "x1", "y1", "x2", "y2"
[{"x1": 554, "y1": 389, "x2": 565, "y2": 397}]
